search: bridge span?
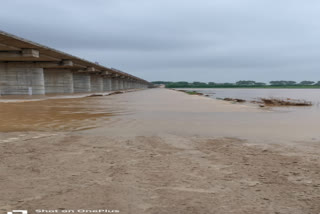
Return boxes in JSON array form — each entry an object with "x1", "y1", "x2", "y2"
[{"x1": 0, "y1": 31, "x2": 150, "y2": 95}]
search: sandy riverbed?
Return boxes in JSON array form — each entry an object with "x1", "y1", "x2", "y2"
[{"x1": 0, "y1": 89, "x2": 319, "y2": 214}]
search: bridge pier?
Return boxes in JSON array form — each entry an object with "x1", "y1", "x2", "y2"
[
  {"x1": 90, "y1": 75, "x2": 103, "y2": 92},
  {"x1": 122, "y1": 79, "x2": 126, "y2": 90},
  {"x1": 126, "y1": 81, "x2": 130, "y2": 89},
  {"x1": 0, "y1": 63, "x2": 45, "y2": 95},
  {"x1": 73, "y1": 73, "x2": 91, "y2": 93},
  {"x1": 119, "y1": 79, "x2": 124, "y2": 90},
  {"x1": 122, "y1": 80, "x2": 125, "y2": 90},
  {"x1": 103, "y1": 77, "x2": 112, "y2": 91},
  {"x1": 44, "y1": 69, "x2": 74, "y2": 94},
  {"x1": 111, "y1": 78, "x2": 118, "y2": 91}
]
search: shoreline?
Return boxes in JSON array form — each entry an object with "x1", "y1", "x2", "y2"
[{"x1": 0, "y1": 89, "x2": 143, "y2": 103}]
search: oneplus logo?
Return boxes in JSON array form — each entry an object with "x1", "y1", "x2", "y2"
[{"x1": 7, "y1": 211, "x2": 28, "y2": 214}]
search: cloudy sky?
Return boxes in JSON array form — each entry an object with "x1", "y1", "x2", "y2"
[{"x1": 1, "y1": 0, "x2": 320, "y2": 82}]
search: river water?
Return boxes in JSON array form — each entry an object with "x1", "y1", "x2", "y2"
[
  {"x1": 177, "y1": 88, "x2": 320, "y2": 109},
  {"x1": 0, "y1": 95, "x2": 132, "y2": 132},
  {"x1": 0, "y1": 89, "x2": 320, "y2": 144}
]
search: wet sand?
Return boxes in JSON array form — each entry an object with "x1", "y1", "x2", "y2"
[{"x1": 0, "y1": 89, "x2": 319, "y2": 214}]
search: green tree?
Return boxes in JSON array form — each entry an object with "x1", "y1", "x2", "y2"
[
  {"x1": 151, "y1": 81, "x2": 171, "y2": 85},
  {"x1": 236, "y1": 80, "x2": 256, "y2": 85},
  {"x1": 314, "y1": 81, "x2": 320, "y2": 85},
  {"x1": 255, "y1": 82, "x2": 266, "y2": 86},
  {"x1": 191, "y1": 82, "x2": 208, "y2": 87},
  {"x1": 299, "y1": 81, "x2": 315, "y2": 85},
  {"x1": 286, "y1": 81, "x2": 297, "y2": 85},
  {"x1": 270, "y1": 81, "x2": 296, "y2": 86}
]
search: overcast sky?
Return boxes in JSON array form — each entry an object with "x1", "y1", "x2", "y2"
[{"x1": 1, "y1": 0, "x2": 320, "y2": 82}]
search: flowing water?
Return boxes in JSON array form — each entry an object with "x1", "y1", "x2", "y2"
[
  {"x1": 178, "y1": 88, "x2": 320, "y2": 108},
  {"x1": 0, "y1": 89, "x2": 319, "y2": 145},
  {"x1": 0, "y1": 95, "x2": 132, "y2": 132}
]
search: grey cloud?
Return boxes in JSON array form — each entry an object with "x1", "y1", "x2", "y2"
[{"x1": 1, "y1": 0, "x2": 320, "y2": 82}]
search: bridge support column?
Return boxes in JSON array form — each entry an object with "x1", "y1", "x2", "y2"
[
  {"x1": 122, "y1": 80, "x2": 125, "y2": 90},
  {"x1": 119, "y1": 79, "x2": 124, "y2": 90},
  {"x1": 90, "y1": 75, "x2": 103, "y2": 92},
  {"x1": 115, "y1": 79, "x2": 120, "y2": 90},
  {"x1": 44, "y1": 69, "x2": 73, "y2": 94},
  {"x1": 122, "y1": 80, "x2": 126, "y2": 90},
  {"x1": 73, "y1": 73, "x2": 91, "y2": 93},
  {"x1": 111, "y1": 78, "x2": 118, "y2": 91},
  {"x1": 0, "y1": 63, "x2": 45, "y2": 95},
  {"x1": 103, "y1": 77, "x2": 112, "y2": 91}
]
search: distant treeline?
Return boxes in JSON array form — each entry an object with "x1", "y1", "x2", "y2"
[{"x1": 152, "y1": 80, "x2": 320, "y2": 88}]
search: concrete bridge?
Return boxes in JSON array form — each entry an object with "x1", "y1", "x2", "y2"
[{"x1": 0, "y1": 31, "x2": 150, "y2": 95}]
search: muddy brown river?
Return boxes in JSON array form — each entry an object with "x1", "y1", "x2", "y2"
[
  {"x1": 0, "y1": 96, "x2": 130, "y2": 132},
  {"x1": 1, "y1": 88, "x2": 319, "y2": 143}
]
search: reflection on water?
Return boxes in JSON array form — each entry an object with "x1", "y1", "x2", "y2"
[{"x1": 0, "y1": 96, "x2": 130, "y2": 132}]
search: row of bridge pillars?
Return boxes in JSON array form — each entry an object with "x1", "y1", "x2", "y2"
[{"x1": 0, "y1": 64, "x2": 148, "y2": 95}]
